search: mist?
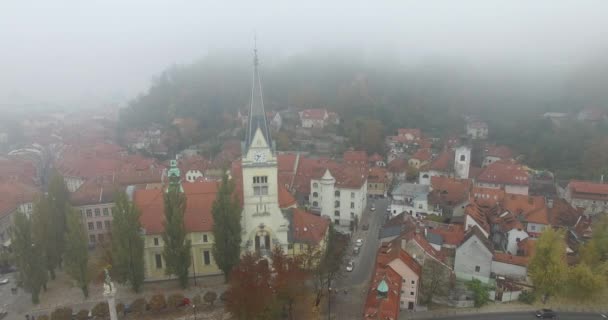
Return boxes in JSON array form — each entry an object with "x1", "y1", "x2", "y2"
[{"x1": 1, "y1": 0, "x2": 608, "y2": 110}]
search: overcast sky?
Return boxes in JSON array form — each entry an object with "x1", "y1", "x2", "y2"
[{"x1": 1, "y1": 1, "x2": 607, "y2": 108}]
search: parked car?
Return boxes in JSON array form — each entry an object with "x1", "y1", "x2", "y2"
[
  {"x1": 362, "y1": 224, "x2": 369, "y2": 231},
  {"x1": 535, "y1": 309, "x2": 557, "y2": 318},
  {"x1": 0, "y1": 279, "x2": 9, "y2": 285},
  {"x1": 370, "y1": 205, "x2": 376, "y2": 211},
  {"x1": 353, "y1": 246, "x2": 360, "y2": 255},
  {"x1": 346, "y1": 261, "x2": 354, "y2": 272},
  {"x1": 355, "y1": 239, "x2": 363, "y2": 247}
]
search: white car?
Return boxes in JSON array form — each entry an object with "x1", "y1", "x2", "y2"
[
  {"x1": 370, "y1": 205, "x2": 376, "y2": 211},
  {"x1": 0, "y1": 279, "x2": 8, "y2": 285},
  {"x1": 355, "y1": 239, "x2": 363, "y2": 247},
  {"x1": 346, "y1": 261, "x2": 354, "y2": 272}
]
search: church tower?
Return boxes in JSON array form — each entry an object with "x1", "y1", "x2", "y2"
[
  {"x1": 454, "y1": 145, "x2": 471, "y2": 179},
  {"x1": 240, "y1": 43, "x2": 289, "y2": 255}
]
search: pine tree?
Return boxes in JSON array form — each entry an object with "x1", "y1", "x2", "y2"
[
  {"x1": 162, "y1": 188, "x2": 191, "y2": 288},
  {"x1": 12, "y1": 211, "x2": 47, "y2": 304},
  {"x1": 31, "y1": 196, "x2": 59, "y2": 279},
  {"x1": 528, "y1": 228, "x2": 567, "y2": 301},
  {"x1": 48, "y1": 172, "x2": 70, "y2": 268},
  {"x1": 211, "y1": 174, "x2": 242, "y2": 282},
  {"x1": 64, "y1": 208, "x2": 90, "y2": 298},
  {"x1": 111, "y1": 191, "x2": 145, "y2": 292}
]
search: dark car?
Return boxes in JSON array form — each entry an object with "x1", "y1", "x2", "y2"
[
  {"x1": 535, "y1": 309, "x2": 557, "y2": 318},
  {"x1": 362, "y1": 224, "x2": 369, "y2": 231}
]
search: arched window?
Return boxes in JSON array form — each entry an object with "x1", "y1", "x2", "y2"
[
  {"x1": 313, "y1": 192, "x2": 319, "y2": 197},
  {"x1": 313, "y1": 183, "x2": 318, "y2": 188},
  {"x1": 422, "y1": 174, "x2": 429, "y2": 179},
  {"x1": 460, "y1": 155, "x2": 466, "y2": 161},
  {"x1": 335, "y1": 190, "x2": 340, "y2": 197},
  {"x1": 312, "y1": 201, "x2": 318, "y2": 207}
]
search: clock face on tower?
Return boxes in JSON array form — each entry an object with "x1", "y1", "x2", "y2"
[{"x1": 253, "y1": 151, "x2": 266, "y2": 163}]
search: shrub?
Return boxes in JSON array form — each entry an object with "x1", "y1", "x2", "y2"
[
  {"x1": 92, "y1": 302, "x2": 109, "y2": 318},
  {"x1": 518, "y1": 290, "x2": 536, "y2": 304},
  {"x1": 192, "y1": 294, "x2": 202, "y2": 307},
  {"x1": 204, "y1": 291, "x2": 217, "y2": 306},
  {"x1": 130, "y1": 298, "x2": 146, "y2": 314},
  {"x1": 148, "y1": 294, "x2": 167, "y2": 312},
  {"x1": 167, "y1": 293, "x2": 185, "y2": 309},
  {"x1": 75, "y1": 309, "x2": 89, "y2": 320},
  {"x1": 466, "y1": 279, "x2": 490, "y2": 308},
  {"x1": 51, "y1": 307, "x2": 72, "y2": 320}
]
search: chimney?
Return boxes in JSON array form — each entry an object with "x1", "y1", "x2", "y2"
[{"x1": 547, "y1": 198, "x2": 554, "y2": 209}]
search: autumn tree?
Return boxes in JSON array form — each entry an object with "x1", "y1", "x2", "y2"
[
  {"x1": 419, "y1": 258, "x2": 451, "y2": 304},
  {"x1": 566, "y1": 263, "x2": 606, "y2": 300},
  {"x1": 12, "y1": 211, "x2": 48, "y2": 304},
  {"x1": 271, "y1": 246, "x2": 310, "y2": 320},
  {"x1": 111, "y1": 191, "x2": 145, "y2": 293},
  {"x1": 528, "y1": 228, "x2": 567, "y2": 301},
  {"x1": 162, "y1": 188, "x2": 191, "y2": 289},
  {"x1": 31, "y1": 196, "x2": 60, "y2": 279},
  {"x1": 225, "y1": 252, "x2": 273, "y2": 320},
  {"x1": 64, "y1": 209, "x2": 90, "y2": 298},
  {"x1": 211, "y1": 174, "x2": 242, "y2": 282},
  {"x1": 310, "y1": 225, "x2": 345, "y2": 311}
]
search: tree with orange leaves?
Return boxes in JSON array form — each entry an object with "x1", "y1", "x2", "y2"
[{"x1": 225, "y1": 252, "x2": 273, "y2": 320}]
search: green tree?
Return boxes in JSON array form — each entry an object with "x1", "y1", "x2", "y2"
[
  {"x1": 211, "y1": 174, "x2": 242, "y2": 282},
  {"x1": 64, "y1": 209, "x2": 90, "y2": 298},
  {"x1": 111, "y1": 192, "x2": 145, "y2": 293},
  {"x1": 11, "y1": 211, "x2": 48, "y2": 304},
  {"x1": 579, "y1": 240, "x2": 601, "y2": 267},
  {"x1": 48, "y1": 172, "x2": 70, "y2": 268},
  {"x1": 31, "y1": 196, "x2": 59, "y2": 279},
  {"x1": 466, "y1": 279, "x2": 490, "y2": 308},
  {"x1": 566, "y1": 263, "x2": 605, "y2": 300},
  {"x1": 592, "y1": 215, "x2": 608, "y2": 262},
  {"x1": 419, "y1": 258, "x2": 450, "y2": 304},
  {"x1": 528, "y1": 228, "x2": 567, "y2": 300},
  {"x1": 162, "y1": 189, "x2": 191, "y2": 288}
]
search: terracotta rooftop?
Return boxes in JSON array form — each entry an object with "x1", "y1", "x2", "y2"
[
  {"x1": 568, "y1": 180, "x2": 608, "y2": 200},
  {"x1": 411, "y1": 148, "x2": 432, "y2": 162},
  {"x1": 471, "y1": 186, "x2": 505, "y2": 206},
  {"x1": 493, "y1": 252, "x2": 529, "y2": 267},
  {"x1": 134, "y1": 181, "x2": 218, "y2": 235},
  {"x1": 549, "y1": 198, "x2": 582, "y2": 228},
  {"x1": 368, "y1": 167, "x2": 388, "y2": 184},
  {"x1": 461, "y1": 225, "x2": 494, "y2": 253},
  {"x1": 299, "y1": 109, "x2": 328, "y2": 120},
  {"x1": 397, "y1": 128, "x2": 421, "y2": 140},
  {"x1": 387, "y1": 158, "x2": 408, "y2": 173},
  {"x1": 430, "y1": 176, "x2": 471, "y2": 205},
  {"x1": 368, "y1": 153, "x2": 384, "y2": 163},
  {"x1": 343, "y1": 150, "x2": 368, "y2": 164},
  {"x1": 477, "y1": 160, "x2": 529, "y2": 186},
  {"x1": 0, "y1": 182, "x2": 39, "y2": 217},
  {"x1": 70, "y1": 179, "x2": 121, "y2": 206},
  {"x1": 363, "y1": 264, "x2": 401, "y2": 320},
  {"x1": 502, "y1": 194, "x2": 549, "y2": 225},
  {"x1": 427, "y1": 224, "x2": 465, "y2": 246},
  {"x1": 292, "y1": 208, "x2": 329, "y2": 244},
  {"x1": 484, "y1": 145, "x2": 513, "y2": 159},
  {"x1": 429, "y1": 150, "x2": 454, "y2": 172}
]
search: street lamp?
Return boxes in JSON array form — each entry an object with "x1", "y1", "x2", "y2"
[{"x1": 192, "y1": 304, "x2": 197, "y2": 320}]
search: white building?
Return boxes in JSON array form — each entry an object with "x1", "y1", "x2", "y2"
[
  {"x1": 298, "y1": 109, "x2": 339, "y2": 129},
  {"x1": 389, "y1": 183, "x2": 441, "y2": 217},
  {"x1": 309, "y1": 168, "x2": 367, "y2": 232},
  {"x1": 475, "y1": 160, "x2": 529, "y2": 196},
  {"x1": 564, "y1": 180, "x2": 608, "y2": 215},
  {"x1": 454, "y1": 146, "x2": 471, "y2": 180},
  {"x1": 240, "y1": 48, "x2": 291, "y2": 254},
  {"x1": 466, "y1": 120, "x2": 488, "y2": 139}
]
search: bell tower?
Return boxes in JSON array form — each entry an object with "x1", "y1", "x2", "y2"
[{"x1": 240, "y1": 41, "x2": 288, "y2": 255}]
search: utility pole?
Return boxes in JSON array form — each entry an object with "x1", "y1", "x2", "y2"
[{"x1": 327, "y1": 275, "x2": 331, "y2": 320}]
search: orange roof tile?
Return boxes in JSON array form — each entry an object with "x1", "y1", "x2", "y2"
[
  {"x1": 430, "y1": 150, "x2": 454, "y2": 171},
  {"x1": 493, "y1": 252, "x2": 529, "y2": 267},
  {"x1": 134, "y1": 181, "x2": 218, "y2": 235},
  {"x1": 477, "y1": 160, "x2": 529, "y2": 186},
  {"x1": 502, "y1": 194, "x2": 549, "y2": 225},
  {"x1": 343, "y1": 150, "x2": 368, "y2": 163},
  {"x1": 430, "y1": 176, "x2": 471, "y2": 204},
  {"x1": 568, "y1": 180, "x2": 608, "y2": 200},
  {"x1": 363, "y1": 265, "x2": 401, "y2": 319},
  {"x1": 411, "y1": 148, "x2": 432, "y2": 162},
  {"x1": 427, "y1": 224, "x2": 465, "y2": 246},
  {"x1": 299, "y1": 109, "x2": 328, "y2": 120},
  {"x1": 484, "y1": 145, "x2": 513, "y2": 159},
  {"x1": 387, "y1": 158, "x2": 408, "y2": 173},
  {"x1": 397, "y1": 128, "x2": 421, "y2": 140},
  {"x1": 292, "y1": 208, "x2": 329, "y2": 244}
]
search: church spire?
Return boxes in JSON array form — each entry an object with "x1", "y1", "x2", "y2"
[{"x1": 245, "y1": 37, "x2": 272, "y2": 152}]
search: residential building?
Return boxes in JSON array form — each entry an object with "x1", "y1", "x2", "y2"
[
  {"x1": 0, "y1": 183, "x2": 38, "y2": 245},
  {"x1": 466, "y1": 120, "x2": 488, "y2": 139},
  {"x1": 389, "y1": 183, "x2": 435, "y2": 217},
  {"x1": 71, "y1": 179, "x2": 118, "y2": 246},
  {"x1": 475, "y1": 160, "x2": 529, "y2": 195},
  {"x1": 376, "y1": 239, "x2": 422, "y2": 311},
  {"x1": 363, "y1": 264, "x2": 401, "y2": 319},
  {"x1": 454, "y1": 226, "x2": 494, "y2": 283},
  {"x1": 408, "y1": 148, "x2": 432, "y2": 169},
  {"x1": 286, "y1": 208, "x2": 330, "y2": 260},
  {"x1": 491, "y1": 253, "x2": 528, "y2": 280},
  {"x1": 564, "y1": 180, "x2": 608, "y2": 215},
  {"x1": 482, "y1": 145, "x2": 513, "y2": 167},
  {"x1": 368, "y1": 167, "x2": 389, "y2": 198},
  {"x1": 418, "y1": 150, "x2": 454, "y2": 185},
  {"x1": 368, "y1": 153, "x2": 386, "y2": 167},
  {"x1": 427, "y1": 176, "x2": 471, "y2": 217},
  {"x1": 387, "y1": 158, "x2": 408, "y2": 182},
  {"x1": 298, "y1": 109, "x2": 339, "y2": 129}
]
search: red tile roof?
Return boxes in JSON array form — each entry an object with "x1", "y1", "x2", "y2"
[
  {"x1": 430, "y1": 150, "x2": 454, "y2": 171},
  {"x1": 411, "y1": 148, "x2": 432, "y2": 162},
  {"x1": 70, "y1": 179, "x2": 120, "y2": 206},
  {"x1": 377, "y1": 238, "x2": 422, "y2": 276},
  {"x1": 484, "y1": 145, "x2": 513, "y2": 159},
  {"x1": 363, "y1": 264, "x2": 401, "y2": 319},
  {"x1": 464, "y1": 202, "x2": 493, "y2": 233},
  {"x1": 279, "y1": 185, "x2": 297, "y2": 208},
  {"x1": 430, "y1": 177, "x2": 471, "y2": 204},
  {"x1": 568, "y1": 180, "x2": 608, "y2": 200},
  {"x1": 299, "y1": 109, "x2": 328, "y2": 120},
  {"x1": 292, "y1": 208, "x2": 329, "y2": 244},
  {"x1": 402, "y1": 230, "x2": 446, "y2": 262},
  {"x1": 344, "y1": 150, "x2": 368, "y2": 164},
  {"x1": 502, "y1": 194, "x2": 549, "y2": 225},
  {"x1": 477, "y1": 160, "x2": 529, "y2": 186},
  {"x1": 471, "y1": 187, "x2": 505, "y2": 206},
  {"x1": 549, "y1": 198, "x2": 583, "y2": 228},
  {"x1": 0, "y1": 158, "x2": 38, "y2": 185},
  {"x1": 387, "y1": 158, "x2": 408, "y2": 173},
  {"x1": 368, "y1": 167, "x2": 388, "y2": 184},
  {"x1": 368, "y1": 153, "x2": 384, "y2": 163},
  {"x1": 427, "y1": 224, "x2": 465, "y2": 246},
  {"x1": 517, "y1": 238, "x2": 536, "y2": 257},
  {"x1": 397, "y1": 128, "x2": 421, "y2": 140},
  {"x1": 493, "y1": 252, "x2": 529, "y2": 267},
  {"x1": 134, "y1": 181, "x2": 218, "y2": 235},
  {"x1": 0, "y1": 182, "x2": 39, "y2": 217}
]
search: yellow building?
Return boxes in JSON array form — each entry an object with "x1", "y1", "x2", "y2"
[{"x1": 134, "y1": 179, "x2": 222, "y2": 281}]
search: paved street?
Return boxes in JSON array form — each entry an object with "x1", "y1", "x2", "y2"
[
  {"x1": 330, "y1": 197, "x2": 389, "y2": 319},
  {"x1": 412, "y1": 311, "x2": 607, "y2": 319}
]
